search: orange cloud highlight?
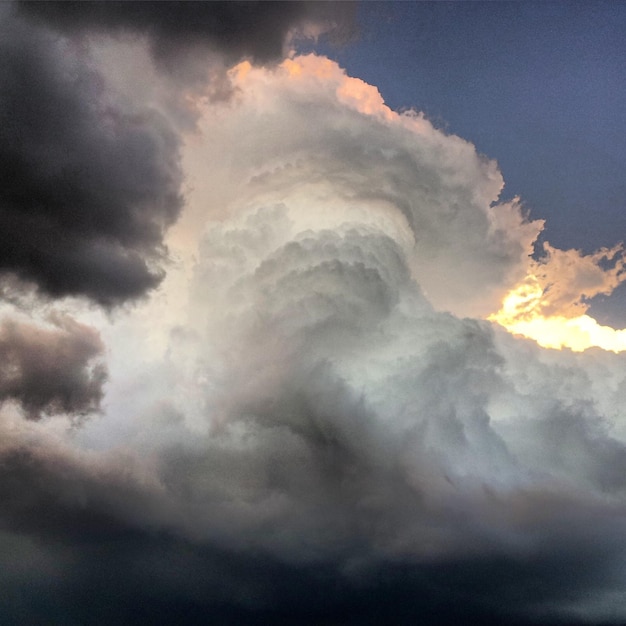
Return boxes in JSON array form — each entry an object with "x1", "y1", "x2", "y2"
[{"x1": 490, "y1": 243, "x2": 626, "y2": 352}]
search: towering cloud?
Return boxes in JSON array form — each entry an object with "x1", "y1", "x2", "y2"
[
  {"x1": 1, "y1": 19, "x2": 626, "y2": 625},
  {"x1": 182, "y1": 55, "x2": 543, "y2": 319}
]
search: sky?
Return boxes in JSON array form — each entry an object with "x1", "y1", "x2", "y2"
[
  {"x1": 311, "y1": 1, "x2": 626, "y2": 327},
  {"x1": 1, "y1": 2, "x2": 626, "y2": 624}
]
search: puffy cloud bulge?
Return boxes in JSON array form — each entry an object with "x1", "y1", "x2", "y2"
[
  {"x1": 188, "y1": 55, "x2": 541, "y2": 320},
  {"x1": 2, "y1": 7, "x2": 626, "y2": 624}
]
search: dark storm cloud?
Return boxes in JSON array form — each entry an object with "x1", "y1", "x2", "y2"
[
  {"x1": 18, "y1": 1, "x2": 356, "y2": 68},
  {"x1": 0, "y1": 2, "x2": 354, "y2": 306},
  {"x1": 0, "y1": 7, "x2": 183, "y2": 304},
  {"x1": 0, "y1": 450, "x2": 621, "y2": 626},
  {"x1": 0, "y1": 314, "x2": 106, "y2": 418}
]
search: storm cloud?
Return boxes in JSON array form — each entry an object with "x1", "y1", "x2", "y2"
[
  {"x1": 0, "y1": 6, "x2": 182, "y2": 304},
  {"x1": 1, "y1": 2, "x2": 352, "y2": 305},
  {"x1": 19, "y1": 1, "x2": 355, "y2": 68},
  {"x1": 1, "y1": 18, "x2": 626, "y2": 626}
]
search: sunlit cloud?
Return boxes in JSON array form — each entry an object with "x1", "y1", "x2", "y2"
[{"x1": 491, "y1": 242, "x2": 626, "y2": 352}]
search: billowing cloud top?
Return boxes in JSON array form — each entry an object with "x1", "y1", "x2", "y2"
[{"x1": 185, "y1": 55, "x2": 543, "y2": 318}]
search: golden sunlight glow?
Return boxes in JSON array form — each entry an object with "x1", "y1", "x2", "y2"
[
  {"x1": 490, "y1": 275, "x2": 626, "y2": 352},
  {"x1": 231, "y1": 59, "x2": 253, "y2": 80}
]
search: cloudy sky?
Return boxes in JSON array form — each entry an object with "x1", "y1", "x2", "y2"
[{"x1": 2, "y1": 2, "x2": 626, "y2": 624}]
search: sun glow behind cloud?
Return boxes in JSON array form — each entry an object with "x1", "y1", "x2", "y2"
[
  {"x1": 490, "y1": 244, "x2": 626, "y2": 352},
  {"x1": 490, "y1": 275, "x2": 626, "y2": 352}
]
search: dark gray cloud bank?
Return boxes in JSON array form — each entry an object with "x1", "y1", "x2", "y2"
[
  {"x1": 0, "y1": 4, "x2": 181, "y2": 305},
  {"x1": 19, "y1": 0, "x2": 355, "y2": 68},
  {"x1": 2, "y1": 1, "x2": 352, "y2": 305},
  {"x1": 1, "y1": 4, "x2": 626, "y2": 626}
]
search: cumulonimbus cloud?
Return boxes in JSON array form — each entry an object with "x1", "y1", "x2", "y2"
[{"x1": 1, "y1": 47, "x2": 626, "y2": 625}]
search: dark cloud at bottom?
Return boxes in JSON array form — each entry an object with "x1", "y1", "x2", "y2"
[{"x1": 0, "y1": 527, "x2": 611, "y2": 625}]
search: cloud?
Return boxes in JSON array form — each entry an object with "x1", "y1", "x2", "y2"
[
  {"x1": 0, "y1": 5, "x2": 183, "y2": 304},
  {"x1": 0, "y1": 3, "x2": 355, "y2": 306},
  {"x1": 0, "y1": 313, "x2": 106, "y2": 419},
  {"x1": 490, "y1": 242, "x2": 626, "y2": 351},
  {"x1": 1, "y1": 51, "x2": 626, "y2": 625},
  {"x1": 531, "y1": 242, "x2": 626, "y2": 318},
  {"x1": 180, "y1": 55, "x2": 544, "y2": 319},
  {"x1": 19, "y1": 1, "x2": 355, "y2": 69},
  {"x1": 136, "y1": 56, "x2": 626, "y2": 621}
]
